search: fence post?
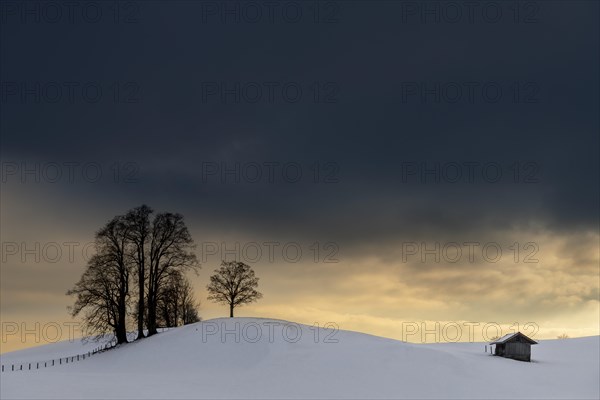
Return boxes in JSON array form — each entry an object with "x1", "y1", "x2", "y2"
[
  {"x1": 52, "y1": 360, "x2": 55, "y2": 366},
  {"x1": 28, "y1": 363, "x2": 31, "y2": 370},
  {"x1": 60, "y1": 358, "x2": 62, "y2": 365},
  {"x1": 20, "y1": 365, "x2": 22, "y2": 371},
  {"x1": 12, "y1": 365, "x2": 14, "y2": 371},
  {"x1": 36, "y1": 362, "x2": 39, "y2": 369}
]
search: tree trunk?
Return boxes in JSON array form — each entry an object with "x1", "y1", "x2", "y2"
[
  {"x1": 115, "y1": 325, "x2": 128, "y2": 344},
  {"x1": 164, "y1": 307, "x2": 171, "y2": 328},
  {"x1": 116, "y1": 299, "x2": 128, "y2": 344},
  {"x1": 147, "y1": 292, "x2": 158, "y2": 335},
  {"x1": 117, "y1": 263, "x2": 128, "y2": 344},
  {"x1": 137, "y1": 272, "x2": 145, "y2": 340},
  {"x1": 230, "y1": 303, "x2": 234, "y2": 318}
]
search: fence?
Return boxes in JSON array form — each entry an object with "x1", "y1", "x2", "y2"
[
  {"x1": 0, "y1": 329, "x2": 173, "y2": 373},
  {"x1": 1, "y1": 339, "x2": 117, "y2": 373}
]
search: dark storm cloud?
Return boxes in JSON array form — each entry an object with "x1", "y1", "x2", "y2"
[{"x1": 1, "y1": 0, "x2": 598, "y2": 252}]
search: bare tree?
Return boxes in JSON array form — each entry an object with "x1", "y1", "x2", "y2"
[
  {"x1": 67, "y1": 216, "x2": 131, "y2": 344},
  {"x1": 125, "y1": 205, "x2": 153, "y2": 340},
  {"x1": 156, "y1": 270, "x2": 200, "y2": 327},
  {"x1": 147, "y1": 212, "x2": 198, "y2": 335},
  {"x1": 180, "y1": 281, "x2": 201, "y2": 325},
  {"x1": 182, "y1": 300, "x2": 201, "y2": 325},
  {"x1": 156, "y1": 270, "x2": 182, "y2": 328},
  {"x1": 207, "y1": 261, "x2": 262, "y2": 317}
]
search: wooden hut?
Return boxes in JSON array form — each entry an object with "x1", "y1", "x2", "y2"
[{"x1": 490, "y1": 332, "x2": 537, "y2": 362}]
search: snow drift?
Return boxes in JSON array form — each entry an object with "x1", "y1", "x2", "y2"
[{"x1": 1, "y1": 318, "x2": 598, "y2": 399}]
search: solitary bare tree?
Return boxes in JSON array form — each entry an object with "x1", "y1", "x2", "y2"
[{"x1": 207, "y1": 261, "x2": 262, "y2": 317}]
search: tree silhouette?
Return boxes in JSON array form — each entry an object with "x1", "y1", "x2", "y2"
[
  {"x1": 156, "y1": 270, "x2": 200, "y2": 327},
  {"x1": 146, "y1": 212, "x2": 198, "y2": 335},
  {"x1": 68, "y1": 206, "x2": 199, "y2": 343},
  {"x1": 207, "y1": 261, "x2": 262, "y2": 317},
  {"x1": 67, "y1": 216, "x2": 131, "y2": 344},
  {"x1": 125, "y1": 204, "x2": 153, "y2": 340}
]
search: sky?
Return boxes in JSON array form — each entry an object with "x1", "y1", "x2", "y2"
[{"x1": 0, "y1": 0, "x2": 599, "y2": 353}]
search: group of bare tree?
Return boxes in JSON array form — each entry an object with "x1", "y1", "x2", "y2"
[
  {"x1": 68, "y1": 205, "x2": 263, "y2": 344},
  {"x1": 67, "y1": 205, "x2": 200, "y2": 344}
]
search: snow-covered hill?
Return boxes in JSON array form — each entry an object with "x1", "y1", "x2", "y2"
[{"x1": 1, "y1": 318, "x2": 598, "y2": 399}]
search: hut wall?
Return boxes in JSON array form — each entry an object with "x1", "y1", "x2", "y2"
[{"x1": 504, "y1": 342, "x2": 531, "y2": 361}]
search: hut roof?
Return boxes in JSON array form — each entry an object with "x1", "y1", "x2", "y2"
[{"x1": 490, "y1": 332, "x2": 538, "y2": 345}]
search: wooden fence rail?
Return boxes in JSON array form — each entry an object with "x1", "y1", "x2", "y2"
[
  {"x1": 0, "y1": 329, "x2": 170, "y2": 373},
  {"x1": 1, "y1": 339, "x2": 117, "y2": 373}
]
